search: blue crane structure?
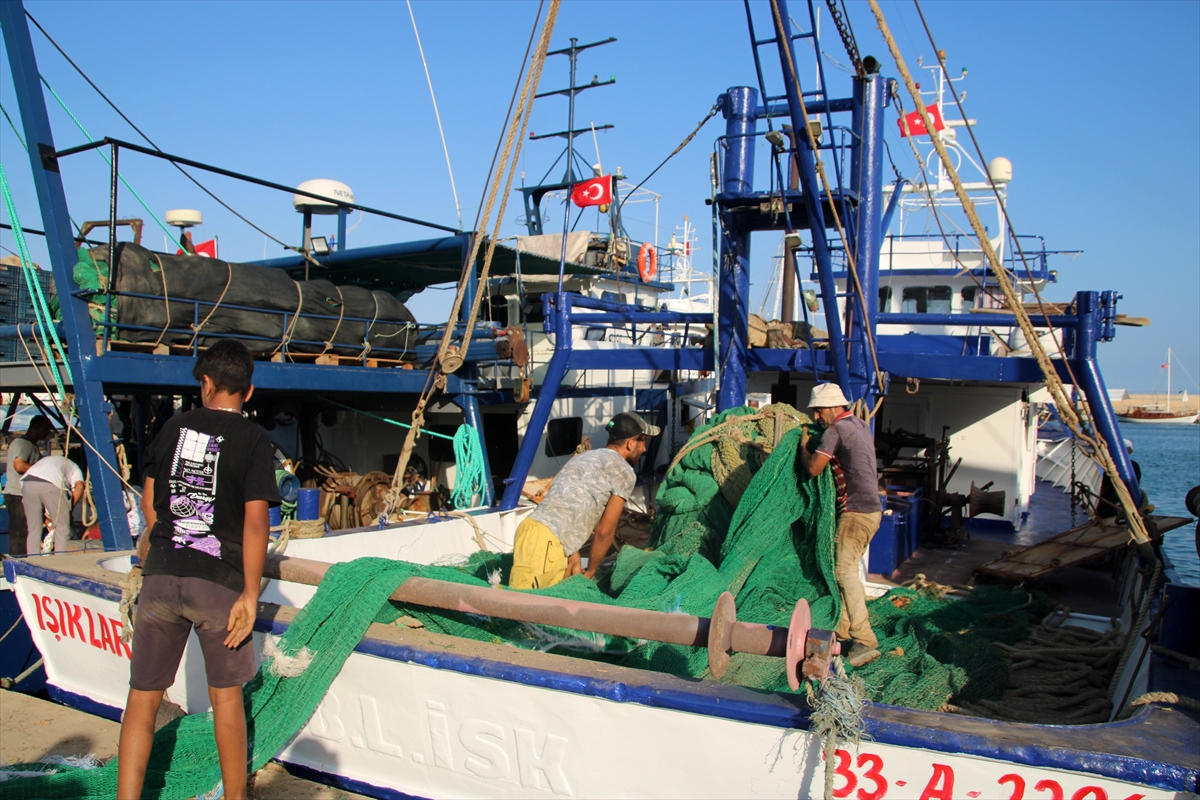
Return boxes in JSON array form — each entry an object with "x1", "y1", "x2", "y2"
[{"x1": 2, "y1": 0, "x2": 1142, "y2": 548}]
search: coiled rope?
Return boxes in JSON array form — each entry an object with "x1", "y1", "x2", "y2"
[{"x1": 450, "y1": 425, "x2": 486, "y2": 509}]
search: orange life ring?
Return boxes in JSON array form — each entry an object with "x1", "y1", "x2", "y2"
[{"x1": 637, "y1": 242, "x2": 657, "y2": 282}]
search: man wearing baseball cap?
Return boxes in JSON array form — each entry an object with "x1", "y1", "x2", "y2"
[
  {"x1": 796, "y1": 383, "x2": 883, "y2": 668},
  {"x1": 510, "y1": 412, "x2": 660, "y2": 589}
]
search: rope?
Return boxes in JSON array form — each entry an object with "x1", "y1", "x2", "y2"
[
  {"x1": 272, "y1": 281, "x2": 305, "y2": 358},
  {"x1": 0, "y1": 658, "x2": 44, "y2": 690},
  {"x1": 450, "y1": 424, "x2": 486, "y2": 509},
  {"x1": 406, "y1": 0, "x2": 464, "y2": 231},
  {"x1": 318, "y1": 285, "x2": 347, "y2": 356},
  {"x1": 1107, "y1": 561, "x2": 1162, "y2": 700},
  {"x1": 118, "y1": 565, "x2": 142, "y2": 644},
  {"x1": 387, "y1": 0, "x2": 559, "y2": 513},
  {"x1": 187, "y1": 258, "x2": 233, "y2": 347},
  {"x1": 1129, "y1": 692, "x2": 1200, "y2": 711},
  {"x1": 866, "y1": 0, "x2": 1151, "y2": 545},
  {"x1": 807, "y1": 658, "x2": 868, "y2": 800},
  {"x1": 615, "y1": 103, "x2": 720, "y2": 221},
  {"x1": 148, "y1": 253, "x2": 172, "y2": 347}
]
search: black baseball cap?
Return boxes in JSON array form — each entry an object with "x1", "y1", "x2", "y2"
[{"x1": 606, "y1": 411, "x2": 661, "y2": 439}]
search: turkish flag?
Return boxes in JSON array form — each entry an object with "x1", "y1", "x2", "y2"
[
  {"x1": 898, "y1": 105, "x2": 945, "y2": 138},
  {"x1": 176, "y1": 237, "x2": 217, "y2": 257},
  {"x1": 570, "y1": 175, "x2": 612, "y2": 208}
]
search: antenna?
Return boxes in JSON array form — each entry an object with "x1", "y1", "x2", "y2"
[{"x1": 519, "y1": 37, "x2": 617, "y2": 236}]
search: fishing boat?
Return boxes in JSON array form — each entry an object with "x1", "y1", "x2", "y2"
[
  {"x1": 1117, "y1": 350, "x2": 1198, "y2": 424},
  {"x1": 1, "y1": 1, "x2": 1197, "y2": 798}
]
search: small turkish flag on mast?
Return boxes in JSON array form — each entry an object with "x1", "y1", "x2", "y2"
[
  {"x1": 570, "y1": 175, "x2": 613, "y2": 208},
  {"x1": 897, "y1": 105, "x2": 945, "y2": 138}
]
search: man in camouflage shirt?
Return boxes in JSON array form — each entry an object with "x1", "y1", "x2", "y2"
[{"x1": 510, "y1": 412, "x2": 659, "y2": 589}]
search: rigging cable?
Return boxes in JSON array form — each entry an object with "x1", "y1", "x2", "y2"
[
  {"x1": 867, "y1": 0, "x2": 1150, "y2": 544},
  {"x1": 406, "y1": 0, "x2": 464, "y2": 231},
  {"x1": 615, "y1": 104, "x2": 720, "y2": 221},
  {"x1": 24, "y1": 10, "x2": 301, "y2": 256},
  {"x1": 385, "y1": 0, "x2": 556, "y2": 513}
]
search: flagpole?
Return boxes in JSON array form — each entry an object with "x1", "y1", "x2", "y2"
[{"x1": 557, "y1": 191, "x2": 570, "y2": 294}]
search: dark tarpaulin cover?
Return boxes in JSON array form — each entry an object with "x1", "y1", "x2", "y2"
[{"x1": 110, "y1": 242, "x2": 416, "y2": 357}]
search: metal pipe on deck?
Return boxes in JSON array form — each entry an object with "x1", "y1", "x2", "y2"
[{"x1": 263, "y1": 554, "x2": 792, "y2": 662}]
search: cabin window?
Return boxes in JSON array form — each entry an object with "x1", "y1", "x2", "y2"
[
  {"x1": 878, "y1": 286, "x2": 893, "y2": 313},
  {"x1": 961, "y1": 286, "x2": 978, "y2": 309},
  {"x1": 544, "y1": 417, "x2": 583, "y2": 458},
  {"x1": 901, "y1": 286, "x2": 952, "y2": 314}
]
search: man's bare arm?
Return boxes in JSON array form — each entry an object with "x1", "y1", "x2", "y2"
[
  {"x1": 225, "y1": 499, "x2": 269, "y2": 648},
  {"x1": 12, "y1": 456, "x2": 33, "y2": 474},
  {"x1": 137, "y1": 478, "x2": 156, "y2": 561},
  {"x1": 584, "y1": 495, "x2": 625, "y2": 580},
  {"x1": 797, "y1": 443, "x2": 832, "y2": 478}
]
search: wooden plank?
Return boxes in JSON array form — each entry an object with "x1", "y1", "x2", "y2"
[{"x1": 977, "y1": 518, "x2": 1129, "y2": 582}]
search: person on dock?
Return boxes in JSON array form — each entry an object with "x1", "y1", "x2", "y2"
[
  {"x1": 117, "y1": 340, "x2": 280, "y2": 800},
  {"x1": 21, "y1": 453, "x2": 85, "y2": 554},
  {"x1": 796, "y1": 383, "x2": 883, "y2": 668},
  {"x1": 3, "y1": 414, "x2": 52, "y2": 556},
  {"x1": 509, "y1": 412, "x2": 660, "y2": 589}
]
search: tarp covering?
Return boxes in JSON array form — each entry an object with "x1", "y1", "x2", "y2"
[{"x1": 82, "y1": 243, "x2": 417, "y2": 357}]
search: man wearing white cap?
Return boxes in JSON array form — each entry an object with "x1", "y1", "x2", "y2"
[
  {"x1": 509, "y1": 412, "x2": 660, "y2": 589},
  {"x1": 797, "y1": 383, "x2": 882, "y2": 667}
]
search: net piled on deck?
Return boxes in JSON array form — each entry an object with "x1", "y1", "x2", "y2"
[{"x1": 0, "y1": 405, "x2": 1043, "y2": 799}]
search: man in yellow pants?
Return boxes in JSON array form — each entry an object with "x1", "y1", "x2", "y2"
[{"x1": 510, "y1": 412, "x2": 659, "y2": 589}]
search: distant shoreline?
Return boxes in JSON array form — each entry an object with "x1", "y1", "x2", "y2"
[{"x1": 1112, "y1": 393, "x2": 1200, "y2": 414}]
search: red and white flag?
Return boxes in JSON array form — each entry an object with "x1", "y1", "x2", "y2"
[
  {"x1": 176, "y1": 237, "x2": 217, "y2": 258},
  {"x1": 570, "y1": 175, "x2": 612, "y2": 208},
  {"x1": 897, "y1": 105, "x2": 945, "y2": 138}
]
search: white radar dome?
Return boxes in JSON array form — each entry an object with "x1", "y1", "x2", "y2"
[
  {"x1": 293, "y1": 179, "x2": 354, "y2": 215},
  {"x1": 165, "y1": 209, "x2": 203, "y2": 228},
  {"x1": 988, "y1": 157, "x2": 1013, "y2": 184}
]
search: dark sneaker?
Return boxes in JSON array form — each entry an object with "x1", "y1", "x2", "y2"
[{"x1": 845, "y1": 641, "x2": 881, "y2": 668}]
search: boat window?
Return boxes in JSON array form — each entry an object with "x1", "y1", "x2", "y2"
[
  {"x1": 878, "y1": 286, "x2": 893, "y2": 313},
  {"x1": 426, "y1": 424, "x2": 458, "y2": 463},
  {"x1": 901, "y1": 286, "x2": 952, "y2": 314},
  {"x1": 544, "y1": 417, "x2": 583, "y2": 458},
  {"x1": 961, "y1": 286, "x2": 978, "y2": 309}
]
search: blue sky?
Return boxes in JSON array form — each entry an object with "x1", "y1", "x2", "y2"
[{"x1": 2, "y1": 0, "x2": 1197, "y2": 391}]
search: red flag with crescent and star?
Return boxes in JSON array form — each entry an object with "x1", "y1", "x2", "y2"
[
  {"x1": 897, "y1": 105, "x2": 945, "y2": 138},
  {"x1": 570, "y1": 175, "x2": 613, "y2": 208}
]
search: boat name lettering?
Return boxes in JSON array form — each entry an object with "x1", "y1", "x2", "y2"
[
  {"x1": 30, "y1": 592, "x2": 132, "y2": 659},
  {"x1": 828, "y1": 748, "x2": 1147, "y2": 800}
]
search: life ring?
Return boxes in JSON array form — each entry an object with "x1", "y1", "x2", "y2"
[{"x1": 637, "y1": 242, "x2": 657, "y2": 282}]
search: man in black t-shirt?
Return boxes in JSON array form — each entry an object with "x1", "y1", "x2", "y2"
[{"x1": 117, "y1": 340, "x2": 279, "y2": 800}]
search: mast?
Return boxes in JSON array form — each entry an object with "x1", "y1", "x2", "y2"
[{"x1": 1167, "y1": 347, "x2": 1172, "y2": 412}]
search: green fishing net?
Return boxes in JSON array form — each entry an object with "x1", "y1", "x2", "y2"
[{"x1": 0, "y1": 404, "x2": 1042, "y2": 799}]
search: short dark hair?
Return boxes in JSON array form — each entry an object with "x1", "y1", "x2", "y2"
[
  {"x1": 27, "y1": 415, "x2": 51, "y2": 434},
  {"x1": 193, "y1": 340, "x2": 254, "y2": 396}
]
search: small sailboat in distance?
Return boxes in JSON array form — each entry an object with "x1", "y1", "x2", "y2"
[{"x1": 1116, "y1": 348, "x2": 1199, "y2": 423}]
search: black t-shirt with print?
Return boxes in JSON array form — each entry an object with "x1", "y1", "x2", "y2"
[{"x1": 142, "y1": 408, "x2": 280, "y2": 593}]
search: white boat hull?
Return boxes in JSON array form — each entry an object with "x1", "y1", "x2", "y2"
[{"x1": 1116, "y1": 414, "x2": 1198, "y2": 424}]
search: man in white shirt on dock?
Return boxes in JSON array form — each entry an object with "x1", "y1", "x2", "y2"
[
  {"x1": 21, "y1": 453, "x2": 85, "y2": 554},
  {"x1": 3, "y1": 414, "x2": 53, "y2": 556},
  {"x1": 509, "y1": 412, "x2": 659, "y2": 589}
]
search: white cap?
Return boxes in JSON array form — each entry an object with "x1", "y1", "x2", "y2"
[
  {"x1": 1123, "y1": 438, "x2": 1133, "y2": 455},
  {"x1": 808, "y1": 383, "x2": 850, "y2": 409}
]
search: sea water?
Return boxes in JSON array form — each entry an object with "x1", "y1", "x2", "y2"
[{"x1": 1119, "y1": 422, "x2": 1200, "y2": 587}]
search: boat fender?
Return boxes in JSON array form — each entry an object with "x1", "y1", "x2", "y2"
[{"x1": 637, "y1": 242, "x2": 657, "y2": 282}]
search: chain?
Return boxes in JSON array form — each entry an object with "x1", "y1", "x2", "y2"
[{"x1": 825, "y1": 0, "x2": 864, "y2": 77}]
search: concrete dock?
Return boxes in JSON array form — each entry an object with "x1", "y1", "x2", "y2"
[{"x1": 0, "y1": 689, "x2": 368, "y2": 799}]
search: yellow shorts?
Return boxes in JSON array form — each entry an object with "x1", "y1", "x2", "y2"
[{"x1": 509, "y1": 517, "x2": 568, "y2": 589}]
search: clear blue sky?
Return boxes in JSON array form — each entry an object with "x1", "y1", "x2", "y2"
[{"x1": 2, "y1": 0, "x2": 1196, "y2": 391}]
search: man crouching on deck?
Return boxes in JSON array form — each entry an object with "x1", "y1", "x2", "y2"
[
  {"x1": 118, "y1": 340, "x2": 280, "y2": 800},
  {"x1": 796, "y1": 383, "x2": 883, "y2": 669},
  {"x1": 509, "y1": 412, "x2": 660, "y2": 589}
]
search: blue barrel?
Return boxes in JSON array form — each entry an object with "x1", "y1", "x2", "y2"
[
  {"x1": 269, "y1": 505, "x2": 282, "y2": 528},
  {"x1": 297, "y1": 488, "x2": 321, "y2": 521}
]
